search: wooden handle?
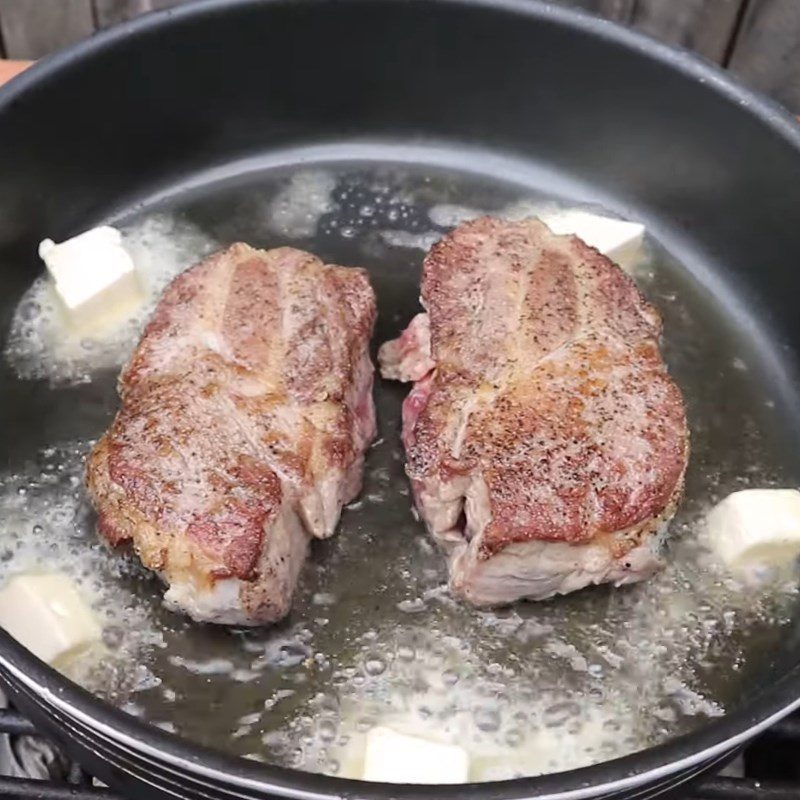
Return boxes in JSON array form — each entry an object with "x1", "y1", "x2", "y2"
[{"x1": 0, "y1": 60, "x2": 32, "y2": 87}]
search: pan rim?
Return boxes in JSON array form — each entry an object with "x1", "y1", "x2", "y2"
[{"x1": 1, "y1": 0, "x2": 800, "y2": 797}]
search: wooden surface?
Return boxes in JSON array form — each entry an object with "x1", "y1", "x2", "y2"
[
  {"x1": 93, "y1": 0, "x2": 183, "y2": 28},
  {"x1": 0, "y1": 1, "x2": 798, "y2": 111},
  {"x1": 0, "y1": 57, "x2": 28, "y2": 85},
  {"x1": 728, "y1": 0, "x2": 800, "y2": 113},
  {"x1": 554, "y1": 0, "x2": 635, "y2": 20},
  {"x1": 0, "y1": 0, "x2": 94, "y2": 60},
  {"x1": 630, "y1": 0, "x2": 746, "y2": 63}
]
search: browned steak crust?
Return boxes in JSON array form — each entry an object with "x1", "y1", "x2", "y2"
[
  {"x1": 380, "y1": 217, "x2": 688, "y2": 605},
  {"x1": 87, "y1": 244, "x2": 376, "y2": 624}
]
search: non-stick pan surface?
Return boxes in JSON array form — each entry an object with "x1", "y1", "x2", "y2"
[{"x1": 1, "y1": 1, "x2": 800, "y2": 799}]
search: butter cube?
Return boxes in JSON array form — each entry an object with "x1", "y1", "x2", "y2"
[
  {"x1": 362, "y1": 726, "x2": 469, "y2": 784},
  {"x1": 539, "y1": 209, "x2": 645, "y2": 271},
  {"x1": 39, "y1": 226, "x2": 143, "y2": 332},
  {"x1": 707, "y1": 489, "x2": 800, "y2": 570},
  {"x1": 0, "y1": 573, "x2": 102, "y2": 665}
]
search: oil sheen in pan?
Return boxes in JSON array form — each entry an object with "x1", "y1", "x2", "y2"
[{"x1": 1, "y1": 162, "x2": 799, "y2": 781}]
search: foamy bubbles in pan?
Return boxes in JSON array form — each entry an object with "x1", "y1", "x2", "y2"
[
  {"x1": 0, "y1": 443, "x2": 164, "y2": 696},
  {"x1": 0, "y1": 166, "x2": 796, "y2": 781},
  {"x1": 5, "y1": 215, "x2": 218, "y2": 385},
  {"x1": 0, "y1": 438, "x2": 793, "y2": 780},
  {"x1": 248, "y1": 491, "x2": 796, "y2": 780},
  {"x1": 267, "y1": 170, "x2": 337, "y2": 239}
]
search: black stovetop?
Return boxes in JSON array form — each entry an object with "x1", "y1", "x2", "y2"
[{"x1": 1, "y1": 705, "x2": 798, "y2": 800}]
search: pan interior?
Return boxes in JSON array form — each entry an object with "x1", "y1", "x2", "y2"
[{"x1": 0, "y1": 147, "x2": 798, "y2": 782}]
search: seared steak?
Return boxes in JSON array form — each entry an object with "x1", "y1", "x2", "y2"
[
  {"x1": 87, "y1": 244, "x2": 376, "y2": 625},
  {"x1": 379, "y1": 217, "x2": 688, "y2": 606}
]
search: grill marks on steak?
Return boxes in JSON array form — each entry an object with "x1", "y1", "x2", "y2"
[
  {"x1": 379, "y1": 217, "x2": 688, "y2": 606},
  {"x1": 86, "y1": 244, "x2": 376, "y2": 625}
]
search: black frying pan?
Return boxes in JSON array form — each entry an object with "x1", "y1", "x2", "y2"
[{"x1": 0, "y1": 1, "x2": 800, "y2": 798}]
